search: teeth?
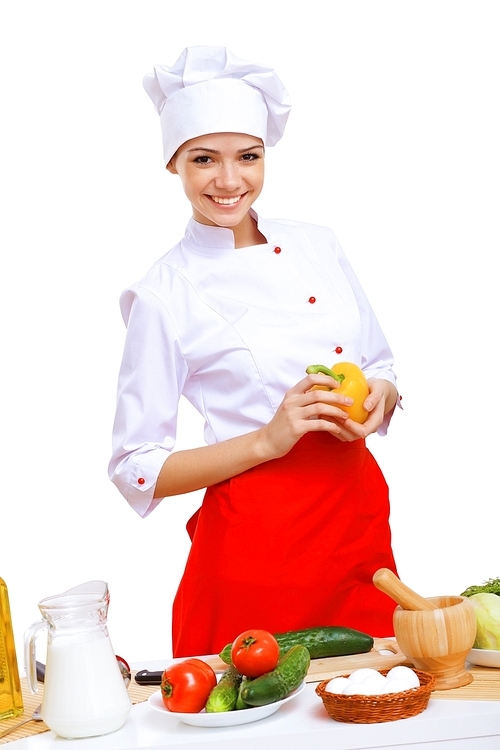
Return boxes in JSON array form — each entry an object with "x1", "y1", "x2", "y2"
[{"x1": 211, "y1": 195, "x2": 241, "y2": 205}]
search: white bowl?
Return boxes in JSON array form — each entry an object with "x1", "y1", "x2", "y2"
[
  {"x1": 148, "y1": 681, "x2": 305, "y2": 727},
  {"x1": 467, "y1": 648, "x2": 500, "y2": 668}
]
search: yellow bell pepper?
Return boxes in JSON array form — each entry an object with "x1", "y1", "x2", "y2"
[{"x1": 306, "y1": 362, "x2": 370, "y2": 424}]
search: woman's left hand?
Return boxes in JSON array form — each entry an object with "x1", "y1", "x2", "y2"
[{"x1": 330, "y1": 379, "x2": 397, "y2": 442}]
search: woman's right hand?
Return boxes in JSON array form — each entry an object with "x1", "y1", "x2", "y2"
[{"x1": 258, "y1": 372, "x2": 355, "y2": 459}]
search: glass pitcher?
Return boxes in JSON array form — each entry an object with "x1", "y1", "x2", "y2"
[{"x1": 24, "y1": 581, "x2": 131, "y2": 738}]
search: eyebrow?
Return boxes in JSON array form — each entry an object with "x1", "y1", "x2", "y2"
[{"x1": 185, "y1": 145, "x2": 265, "y2": 154}]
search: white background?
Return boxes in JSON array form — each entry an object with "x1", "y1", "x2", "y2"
[{"x1": 1, "y1": 1, "x2": 499, "y2": 667}]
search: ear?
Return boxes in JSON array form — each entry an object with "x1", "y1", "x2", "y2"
[{"x1": 166, "y1": 159, "x2": 178, "y2": 175}]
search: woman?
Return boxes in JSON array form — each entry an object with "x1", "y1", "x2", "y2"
[{"x1": 109, "y1": 46, "x2": 400, "y2": 657}]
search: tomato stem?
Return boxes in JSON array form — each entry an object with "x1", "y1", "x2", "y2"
[
  {"x1": 161, "y1": 681, "x2": 173, "y2": 699},
  {"x1": 242, "y1": 636, "x2": 257, "y2": 649},
  {"x1": 306, "y1": 364, "x2": 345, "y2": 384}
]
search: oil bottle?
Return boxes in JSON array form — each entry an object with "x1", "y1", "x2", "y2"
[{"x1": 0, "y1": 578, "x2": 23, "y2": 720}]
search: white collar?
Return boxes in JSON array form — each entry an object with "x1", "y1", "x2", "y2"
[{"x1": 184, "y1": 209, "x2": 270, "y2": 250}]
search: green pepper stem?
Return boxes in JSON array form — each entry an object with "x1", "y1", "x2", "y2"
[{"x1": 306, "y1": 364, "x2": 345, "y2": 384}]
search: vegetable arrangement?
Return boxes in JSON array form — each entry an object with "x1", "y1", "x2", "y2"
[
  {"x1": 161, "y1": 630, "x2": 308, "y2": 714},
  {"x1": 306, "y1": 362, "x2": 370, "y2": 424},
  {"x1": 219, "y1": 624, "x2": 374, "y2": 664},
  {"x1": 160, "y1": 625, "x2": 374, "y2": 715},
  {"x1": 461, "y1": 578, "x2": 500, "y2": 649}
]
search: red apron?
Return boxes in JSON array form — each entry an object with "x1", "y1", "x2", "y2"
[{"x1": 172, "y1": 432, "x2": 398, "y2": 657}]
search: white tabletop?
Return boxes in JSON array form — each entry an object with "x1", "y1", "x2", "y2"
[{"x1": 8, "y1": 661, "x2": 500, "y2": 750}]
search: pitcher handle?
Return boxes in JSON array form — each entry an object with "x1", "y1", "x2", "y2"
[{"x1": 24, "y1": 619, "x2": 48, "y2": 694}]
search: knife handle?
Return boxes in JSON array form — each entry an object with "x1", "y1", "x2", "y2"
[
  {"x1": 134, "y1": 669, "x2": 163, "y2": 685},
  {"x1": 36, "y1": 661, "x2": 45, "y2": 683}
]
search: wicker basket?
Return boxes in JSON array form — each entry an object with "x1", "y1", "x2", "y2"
[{"x1": 315, "y1": 668, "x2": 436, "y2": 724}]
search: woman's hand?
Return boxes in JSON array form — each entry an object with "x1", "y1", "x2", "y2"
[
  {"x1": 327, "y1": 378, "x2": 398, "y2": 442},
  {"x1": 258, "y1": 372, "x2": 358, "y2": 457}
]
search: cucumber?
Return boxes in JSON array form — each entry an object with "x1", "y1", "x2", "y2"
[
  {"x1": 272, "y1": 625, "x2": 374, "y2": 658},
  {"x1": 219, "y1": 625, "x2": 373, "y2": 665},
  {"x1": 235, "y1": 677, "x2": 252, "y2": 710},
  {"x1": 205, "y1": 666, "x2": 243, "y2": 713},
  {"x1": 240, "y1": 645, "x2": 310, "y2": 707}
]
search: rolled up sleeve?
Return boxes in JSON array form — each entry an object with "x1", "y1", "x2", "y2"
[{"x1": 108, "y1": 284, "x2": 188, "y2": 517}]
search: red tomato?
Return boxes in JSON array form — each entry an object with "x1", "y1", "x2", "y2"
[
  {"x1": 231, "y1": 629, "x2": 280, "y2": 678},
  {"x1": 161, "y1": 658, "x2": 217, "y2": 713}
]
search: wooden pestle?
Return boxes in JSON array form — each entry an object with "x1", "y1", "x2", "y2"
[{"x1": 373, "y1": 568, "x2": 438, "y2": 611}]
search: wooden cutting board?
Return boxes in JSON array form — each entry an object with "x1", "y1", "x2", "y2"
[
  {"x1": 203, "y1": 638, "x2": 407, "y2": 684},
  {"x1": 427, "y1": 665, "x2": 500, "y2": 701}
]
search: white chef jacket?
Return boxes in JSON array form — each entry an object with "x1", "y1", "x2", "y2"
[{"x1": 109, "y1": 211, "x2": 398, "y2": 518}]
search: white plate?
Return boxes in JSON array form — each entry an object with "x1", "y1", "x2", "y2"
[
  {"x1": 148, "y1": 681, "x2": 305, "y2": 727},
  {"x1": 467, "y1": 648, "x2": 500, "y2": 668}
]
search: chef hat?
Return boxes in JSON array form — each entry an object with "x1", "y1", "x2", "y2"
[{"x1": 143, "y1": 46, "x2": 291, "y2": 164}]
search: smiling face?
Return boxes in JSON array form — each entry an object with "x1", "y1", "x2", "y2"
[{"x1": 167, "y1": 132, "x2": 265, "y2": 245}]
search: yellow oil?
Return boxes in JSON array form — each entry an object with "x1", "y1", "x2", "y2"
[{"x1": 0, "y1": 578, "x2": 24, "y2": 721}]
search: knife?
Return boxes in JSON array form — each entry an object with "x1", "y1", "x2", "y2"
[
  {"x1": 134, "y1": 669, "x2": 163, "y2": 685},
  {"x1": 36, "y1": 661, "x2": 45, "y2": 682}
]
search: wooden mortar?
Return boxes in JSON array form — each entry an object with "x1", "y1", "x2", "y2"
[{"x1": 373, "y1": 568, "x2": 477, "y2": 690}]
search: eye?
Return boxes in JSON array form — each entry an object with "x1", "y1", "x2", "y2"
[
  {"x1": 240, "y1": 152, "x2": 261, "y2": 162},
  {"x1": 193, "y1": 155, "x2": 213, "y2": 164}
]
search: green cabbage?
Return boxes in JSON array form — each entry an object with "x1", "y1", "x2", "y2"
[{"x1": 469, "y1": 593, "x2": 500, "y2": 649}]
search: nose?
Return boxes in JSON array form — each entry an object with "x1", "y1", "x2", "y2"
[{"x1": 214, "y1": 161, "x2": 242, "y2": 191}]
